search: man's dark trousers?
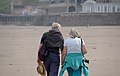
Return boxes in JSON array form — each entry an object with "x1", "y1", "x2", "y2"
[{"x1": 44, "y1": 52, "x2": 60, "y2": 76}]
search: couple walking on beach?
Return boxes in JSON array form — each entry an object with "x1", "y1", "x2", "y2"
[{"x1": 37, "y1": 22, "x2": 89, "y2": 76}]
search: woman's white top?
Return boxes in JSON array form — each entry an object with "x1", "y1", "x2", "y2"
[{"x1": 64, "y1": 37, "x2": 85, "y2": 53}]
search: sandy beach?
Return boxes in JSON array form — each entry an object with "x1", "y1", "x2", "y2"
[{"x1": 0, "y1": 25, "x2": 120, "y2": 76}]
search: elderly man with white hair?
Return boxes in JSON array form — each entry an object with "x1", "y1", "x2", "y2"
[{"x1": 37, "y1": 22, "x2": 64, "y2": 76}]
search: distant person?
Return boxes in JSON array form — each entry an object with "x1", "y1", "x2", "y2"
[
  {"x1": 37, "y1": 22, "x2": 64, "y2": 76},
  {"x1": 59, "y1": 28, "x2": 89, "y2": 76}
]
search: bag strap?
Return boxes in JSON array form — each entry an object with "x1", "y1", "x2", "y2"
[
  {"x1": 80, "y1": 38, "x2": 89, "y2": 64},
  {"x1": 80, "y1": 38, "x2": 85, "y2": 57}
]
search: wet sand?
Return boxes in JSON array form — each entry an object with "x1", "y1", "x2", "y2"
[{"x1": 0, "y1": 25, "x2": 120, "y2": 76}]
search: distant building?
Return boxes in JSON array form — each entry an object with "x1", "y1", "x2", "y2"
[
  {"x1": 38, "y1": 0, "x2": 87, "y2": 15},
  {"x1": 11, "y1": 0, "x2": 120, "y2": 15},
  {"x1": 82, "y1": 0, "x2": 120, "y2": 13},
  {"x1": 95, "y1": 0, "x2": 120, "y2": 3},
  {"x1": 11, "y1": 0, "x2": 39, "y2": 15},
  {"x1": 38, "y1": 0, "x2": 120, "y2": 15},
  {"x1": 11, "y1": 0, "x2": 24, "y2": 15}
]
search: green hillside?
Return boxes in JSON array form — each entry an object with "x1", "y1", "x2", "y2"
[
  {"x1": 22, "y1": 0, "x2": 39, "y2": 5},
  {"x1": 0, "y1": 0, "x2": 39, "y2": 14},
  {"x1": 0, "y1": 0, "x2": 11, "y2": 14}
]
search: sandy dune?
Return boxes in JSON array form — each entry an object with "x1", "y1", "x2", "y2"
[{"x1": 0, "y1": 25, "x2": 120, "y2": 76}]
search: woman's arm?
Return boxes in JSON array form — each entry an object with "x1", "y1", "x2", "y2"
[
  {"x1": 82, "y1": 44, "x2": 87, "y2": 54},
  {"x1": 61, "y1": 46, "x2": 67, "y2": 65}
]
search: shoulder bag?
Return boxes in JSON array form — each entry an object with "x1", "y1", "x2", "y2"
[{"x1": 38, "y1": 33, "x2": 49, "y2": 61}]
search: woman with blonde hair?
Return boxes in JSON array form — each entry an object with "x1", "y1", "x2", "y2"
[{"x1": 59, "y1": 28, "x2": 89, "y2": 76}]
